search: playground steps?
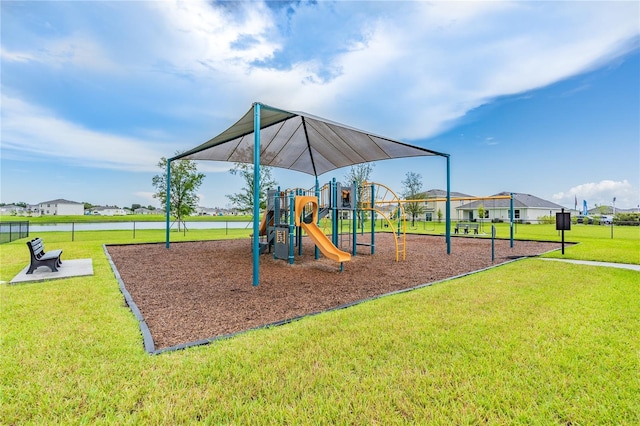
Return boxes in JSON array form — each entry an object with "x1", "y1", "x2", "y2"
[
  {"x1": 259, "y1": 241, "x2": 270, "y2": 254},
  {"x1": 257, "y1": 209, "x2": 276, "y2": 254}
]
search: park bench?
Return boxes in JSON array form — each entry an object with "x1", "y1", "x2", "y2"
[
  {"x1": 26, "y1": 237, "x2": 63, "y2": 274},
  {"x1": 454, "y1": 223, "x2": 479, "y2": 235}
]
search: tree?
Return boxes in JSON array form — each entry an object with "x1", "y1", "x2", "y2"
[
  {"x1": 477, "y1": 204, "x2": 486, "y2": 231},
  {"x1": 401, "y1": 171, "x2": 425, "y2": 227},
  {"x1": 152, "y1": 155, "x2": 205, "y2": 231},
  {"x1": 226, "y1": 162, "x2": 278, "y2": 214},
  {"x1": 345, "y1": 163, "x2": 375, "y2": 223},
  {"x1": 344, "y1": 163, "x2": 375, "y2": 193},
  {"x1": 131, "y1": 203, "x2": 142, "y2": 211}
]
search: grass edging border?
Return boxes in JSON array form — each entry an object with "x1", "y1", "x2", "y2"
[
  {"x1": 105, "y1": 241, "x2": 558, "y2": 355},
  {"x1": 103, "y1": 244, "x2": 155, "y2": 353}
]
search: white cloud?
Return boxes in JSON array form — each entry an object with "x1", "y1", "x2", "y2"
[
  {"x1": 0, "y1": 46, "x2": 36, "y2": 63},
  {"x1": 134, "y1": 191, "x2": 158, "y2": 206},
  {"x1": 149, "y1": 1, "x2": 279, "y2": 74},
  {"x1": 2, "y1": 0, "x2": 638, "y2": 169},
  {"x1": 137, "y1": 0, "x2": 636, "y2": 140},
  {"x1": 1, "y1": 94, "x2": 169, "y2": 172},
  {"x1": 552, "y1": 180, "x2": 639, "y2": 210}
]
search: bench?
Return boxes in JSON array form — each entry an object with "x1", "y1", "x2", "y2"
[
  {"x1": 26, "y1": 238, "x2": 63, "y2": 274},
  {"x1": 454, "y1": 223, "x2": 479, "y2": 234}
]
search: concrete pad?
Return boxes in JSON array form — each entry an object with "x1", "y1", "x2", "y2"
[
  {"x1": 9, "y1": 259, "x2": 94, "y2": 284},
  {"x1": 540, "y1": 258, "x2": 640, "y2": 271}
]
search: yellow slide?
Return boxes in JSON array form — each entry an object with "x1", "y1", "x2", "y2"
[
  {"x1": 295, "y1": 196, "x2": 351, "y2": 263},
  {"x1": 259, "y1": 211, "x2": 268, "y2": 236}
]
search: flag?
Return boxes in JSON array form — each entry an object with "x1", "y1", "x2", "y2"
[
  {"x1": 583, "y1": 200, "x2": 588, "y2": 216},
  {"x1": 574, "y1": 195, "x2": 577, "y2": 210}
]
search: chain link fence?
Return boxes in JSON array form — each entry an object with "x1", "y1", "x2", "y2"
[{"x1": 0, "y1": 221, "x2": 30, "y2": 244}]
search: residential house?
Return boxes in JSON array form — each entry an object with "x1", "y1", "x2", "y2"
[
  {"x1": 196, "y1": 207, "x2": 217, "y2": 216},
  {"x1": 134, "y1": 208, "x2": 159, "y2": 215},
  {"x1": 421, "y1": 189, "x2": 476, "y2": 222},
  {"x1": 456, "y1": 192, "x2": 565, "y2": 223},
  {"x1": 0, "y1": 204, "x2": 26, "y2": 215},
  {"x1": 88, "y1": 206, "x2": 128, "y2": 216},
  {"x1": 27, "y1": 204, "x2": 40, "y2": 216},
  {"x1": 38, "y1": 199, "x2": 85, "y2": 216}
]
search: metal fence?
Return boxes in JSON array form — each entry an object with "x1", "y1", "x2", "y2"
[{"x1": 0, "y1": 221, "x2": 29, "y2": 244}]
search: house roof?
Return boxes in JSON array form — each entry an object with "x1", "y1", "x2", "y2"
[
  {"x1": 171, "y1": 103, "x2": 447, "y2": 177},
  {"x1": 39, "y1": 199, "x2": 83, "y2": 205},
  {"x1": 457, "y1": 192, "x2": 565, "y2": 210},
  {"x1": 423, "y1": 189, "x2": 474, "y2": 199}
]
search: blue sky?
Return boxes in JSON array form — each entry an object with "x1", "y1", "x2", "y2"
[{"x1": 2, "y1": 1, "x2": 639, "y2": 210}]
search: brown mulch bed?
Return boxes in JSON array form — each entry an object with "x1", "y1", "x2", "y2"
[{"x1": 106, "y1": 233, "x2": 561, "y2": 350}]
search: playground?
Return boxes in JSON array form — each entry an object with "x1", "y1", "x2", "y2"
[
  {"x1": 120, "y1": 103, "x2": 560, "y2": 351},
  {"x1": 107, "y1": 233, "x2": 561, "y2": 351}
]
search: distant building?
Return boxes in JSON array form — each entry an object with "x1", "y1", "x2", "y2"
[
  {"x1": 457, "y1": 192, "x2": 565, "y2": 223},
  {"x1": 87, "y1": 206, "x2": 128, "y2": 216},
  {"x1": 38, "y1": 199, "x2": 84, "y2": 216},
  {"x1": 421, "y1": 189, "x2": 476, "y2": 222},
  {"x1": 197, "y1": 207, "x2": 217, "y2": 216},
  {"x1": 0, "y1": 204, "x2": 25, "y2": 215},
  {"x1": 133, "y1": 208, "x2": 159, "y2": 215}
]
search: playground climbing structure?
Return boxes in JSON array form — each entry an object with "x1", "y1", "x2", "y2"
[
  {"x1": 256, "y1": 179, "x2": 410, "y2": 273},
  {"x1": 360, "y1": 182, "x2": 407, "y2": 261}
]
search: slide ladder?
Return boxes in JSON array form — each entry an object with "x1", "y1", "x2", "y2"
[{"x1": 257, "y1": 209, "x2": 275, "y2": 254}]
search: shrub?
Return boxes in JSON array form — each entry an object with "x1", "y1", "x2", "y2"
[{"x1": 537, "y1": 215, "x2": 555, "y2": 225}]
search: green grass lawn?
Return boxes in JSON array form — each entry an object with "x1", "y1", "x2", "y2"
[{"x1": 1, "y1": 226, "x2": 638, "y2": 423}]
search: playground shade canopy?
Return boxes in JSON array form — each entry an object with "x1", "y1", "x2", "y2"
[{"x1": 171, "y1": 103, "x2": 446, "y2": 176}]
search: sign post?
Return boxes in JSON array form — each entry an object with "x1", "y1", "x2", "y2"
[{"x1": 556, "y1": 208, "x2": 571, "y2": 255}]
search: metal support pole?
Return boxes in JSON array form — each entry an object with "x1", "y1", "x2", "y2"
[
  {"x1": 288, "y1": 191, "x2": 295, "y2": 264},
  {"x1": 611, "y1": 197, "x2": 616, "y2": 239},
  {"x1": 315, "y1": 178, "x2": 320, "y2": 260},
  {"x1": 561, "y1": 208, "x2": 565, "y2": 255},
  {"x1": 252, "y1": 103, "x2": 261, "y2": 286},
  {"x1": 332, "y1": 178, "x2": 338, "y2": 247},
  {"x1": 491, "y1": 225, "x2": 496, "y2": 262},
  {"x1": 273, "y1": 187, "x2": 280, "y2": 259},
  {"x1": 371, "y1": 184, "x2": 375, "y2": 255},
  {"x1": 445, "y1": 154, "x2": 451, "y2": 254},
  {"x1": 165, "y1": 159, "x2": 171, "y2": 248},
  {"x1": 297, "y1": 189, "x2": 303, "y2": 256},
  {"x1": 510, "y1": 193, "x2": 514, "y2": 248},
  {"x1": 352, "y1": 181, "x2": 358, "y2": 256}
]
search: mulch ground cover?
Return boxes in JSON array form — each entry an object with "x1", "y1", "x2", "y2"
[{"x1": 106, "y1": 233, "x2": 561, "y2": 350}]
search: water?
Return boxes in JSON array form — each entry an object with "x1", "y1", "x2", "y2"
[{"x1": 29, "y1": 221, "x2": 253, "y2": 232}]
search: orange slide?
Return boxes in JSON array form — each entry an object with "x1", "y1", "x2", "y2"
[
  {"x1": 259, "y1": 210, "x2": 268, "y2": 236},
  {"x1": 295, "y1": 196, "x2": 351, "y2": 263}
]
